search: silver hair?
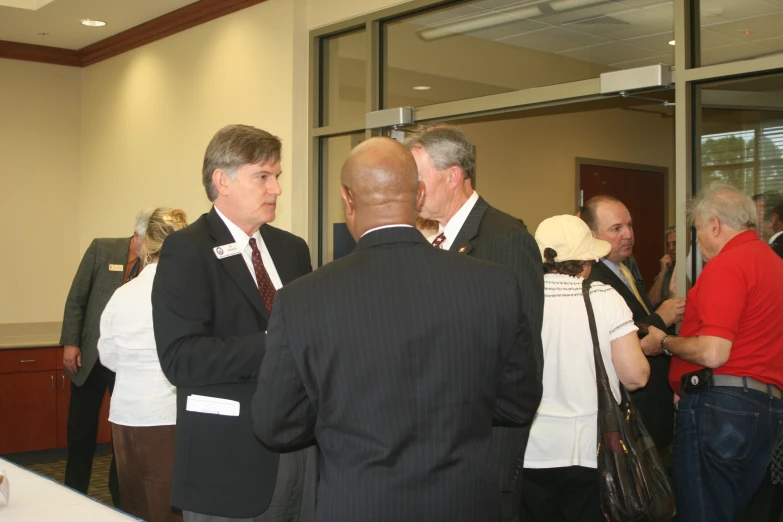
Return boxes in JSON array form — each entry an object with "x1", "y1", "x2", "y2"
[
  {"x1": 688, "y1": 183, "x2": 757, "y2": 230},
  {"x1": 404, "y1": 125, "x2": 476, "y2": 183},
  {"x1": 133, "y1": 208, "x2": 155, "y2": 240},
  {"x1": 664, "y1": 225, "x2": 676, "y2": 237}
]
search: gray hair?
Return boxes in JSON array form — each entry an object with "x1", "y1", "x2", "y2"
[
  {"x1": 688, "y1": 183, "x2": 757, "y2": 230},
  {"x1": 134, "y1": 208, "x2": 155, "y2": 240},
  {"x1": 664, "y1": 225, "x2": 676, "y2": 237},
  {"x1": 404, "y1": 124, "x2": 476, "y2": 184},
  {"x1": 202, "y1": 124, "x2": 282, "y2": 202}
]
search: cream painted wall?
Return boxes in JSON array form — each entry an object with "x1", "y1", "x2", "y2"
[
  {"x1": 460, "y1": 107, "x2": 675, "y2": 233},
  {"x1": 79, "y1": 0, "x2": 296, "y2": 251},
  {"x1": 0, "y1": 58, "x2": 82, "y2": 323}
]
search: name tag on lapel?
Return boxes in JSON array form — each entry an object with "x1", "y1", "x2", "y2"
[
  {"x1": 213, "y1": 242, "x2": 242, "y2": 259},
  {"x1": 108, "y1": 264, "x2": 124, "y2": 272}
]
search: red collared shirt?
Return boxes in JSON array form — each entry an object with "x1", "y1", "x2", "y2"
[{"x1": 669, "y1": 230, "x2": 783, "y2": 392}]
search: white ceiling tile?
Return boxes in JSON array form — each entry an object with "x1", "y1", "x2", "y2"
[
  {"x1": 700, "y1": 28, "x2": 744, "y2": 49},
  {"x1": 701, "y1": 12, "x2": 783, "y2": 42},
  {"x1": 409, "y1": 5, "x2": 486, "y2": 27},
  {"x1": 641, "y1": 1, "x2": 674, "y2": 19},
  {"x1": 623, "y1": 31, "x2": 674, "y2": 54},
  {"x1": 563, "y1": 9, "x2": 672, "y2": 39},
  {"x1": 752, "y1": 36, "x2": 783, "y2": 52},
  {"x1": 700, "y1": 0, "x2": 781, "y2": 26},
  {"x1": 701, "y1": 42, "x2": 775, "y2": 65},
  {"x1": 469, "y1": 0, "x2": 531, "y2": 9},
  {"x1": 558, "y1": 41, "x2": 661, "y2": 65},
  {"x1": 611, "y1": 0, "x2": 671, "y2": 7},
  {"x1": 499, "y1": 25, "x2": 610, "y2": 53},
  {"x1": 608, "y1": 54, "x2": 673, "y2": 68}
]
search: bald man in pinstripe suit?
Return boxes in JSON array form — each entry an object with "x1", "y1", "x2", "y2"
[{"x1": 252, "y1": 137, "x2": 542, "y2": 522}]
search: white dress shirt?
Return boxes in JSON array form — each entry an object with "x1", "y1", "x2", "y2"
[
  {"x1": 98, "y1": 263, "x2": 176, "y2": 426},
  {"x1": 438, "y1": 191, "x2": 479, "y2": 250},
  {"x1": 214, "y1": 205, "x2": 283, "y2": 290},
  {"x1": 361, "y1": 224, "x2": 414, "y2": 238},
  {"x1": 770, "y1": 230, "x2": 783, "y2": 245}
]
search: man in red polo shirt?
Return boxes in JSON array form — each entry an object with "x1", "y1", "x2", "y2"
[{"x1": 646, "y1": 183, "x2": 783, "y2": 521}]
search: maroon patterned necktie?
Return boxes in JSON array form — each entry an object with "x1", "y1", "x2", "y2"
[
  {"x1": 432, "y1": 232, "x2": 446, "y2": 249},
  {"x1": 248, "y1": 237, "x2": 276, "y2": 315}
]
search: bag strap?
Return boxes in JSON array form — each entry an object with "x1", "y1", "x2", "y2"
[{"x1": 582, "y1": 279, "x2": 614, "y2": 394}]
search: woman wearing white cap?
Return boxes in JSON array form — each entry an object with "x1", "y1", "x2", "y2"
[{"x1": 519, "y1": 215, "x2": 651, "y2": 522}]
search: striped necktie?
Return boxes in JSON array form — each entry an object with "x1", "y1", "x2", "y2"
[{"x1": 619, "y1": 263, "x2": 650, "y2": 315}]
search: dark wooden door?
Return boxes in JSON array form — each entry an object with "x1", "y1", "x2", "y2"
[
  {"x1": 0, "y1": 371, "x2": 57, "y2": 453},
  {"x1": 580, "y1": 163, "x2": 665, "y2": 290},
  {"x1": 56, "y1": 369, "x2": 70, "y2": 447}
]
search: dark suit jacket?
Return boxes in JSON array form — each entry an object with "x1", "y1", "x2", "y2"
[
  {"x1": 448, "y1": 196, "x2": 544, "y2": 520},
  {"x1": 589, "y1": 260, "x2": 673, "y2": 448},
  {"x1": 152, "y1": 207, "x2": 312, "y2": 518},
  {"x1": 60, "y1": 237, "x2": 131, "y2": 387},
  {"x1": 771, "y1": 235, "x2": 783, "y2": 259},
  {"x1": 252, "y1": 226, "x2": 542, "y2": 522}
]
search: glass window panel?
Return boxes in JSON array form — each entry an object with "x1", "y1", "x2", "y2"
[
  {"x1": 319, "y1": 133, "x2": 365, "y2": 264},
  {"x1": 695, "y1": 73, "x2": 783, "y2": 277},
  {"x1": 382, "y1": 0, "x2": 673, "y2": 108},
  {"x1": 320, "y1": 30, "x2": 366, "y2": 127},
  {"x1": 699, "y1": 0, "x2": 783, "y2": 66}
]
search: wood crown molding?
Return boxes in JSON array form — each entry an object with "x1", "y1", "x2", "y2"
[{"x1": 0, "y1": 0, "x2": 267, "y2": 68}]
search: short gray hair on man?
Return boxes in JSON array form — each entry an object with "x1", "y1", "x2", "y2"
[
  {"x1": 134, "y1": 208, "x2": 155, "y2": 240},
  {"x1": 202, "y1": 124, "x2": 282, "y2": 202},
  {"x1": 664, "y1": 225, "x2": 676, "y2": 237},
  {"x1": 688, "y1": 183, "x2": 757, "y2": 230},
  {"x1": 404, "y1": 124, "x2": 476, "y2": 184}
]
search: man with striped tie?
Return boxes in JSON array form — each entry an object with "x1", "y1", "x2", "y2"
[{"x1": 581, "y1": 195, "x2": 685, "y2": 450}]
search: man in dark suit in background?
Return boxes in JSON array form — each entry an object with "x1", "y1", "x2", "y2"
[
  {"x1": 252, "y1": 137, "x2": 542, "y2": 522},
  {"x1": 581, "y1": 195, "x2": 685, "y2": 449},
  {"x1": 60, "y1": 209, "x2": 150, "y2": 506},
  {"x1": 404, "y1": 124, "x2": 544, "y2": 521},
  {"x1": 152, "y1": 125, "x2": 315, "y2": 522},
  {"x1": 757, "y1": 193, "x2": 783, "y2": 259}
]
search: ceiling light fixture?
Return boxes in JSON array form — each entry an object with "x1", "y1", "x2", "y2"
[
  {"x1": 413, "y1": 85, "x2": 431, "y2": 90},
  {"x1": 81, "y1": 19, "x2": 107, "y2": 27},
  {"x1": 668, "y1": 40, "x2": 675, "y2": 45},
  {"x1": 417, "y1": 0, "x2": 604, "y2": 41}
]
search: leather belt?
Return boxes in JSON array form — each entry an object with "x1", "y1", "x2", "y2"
[{"x1": 713, "y1": 375, "x2": 783, "y2": 400}]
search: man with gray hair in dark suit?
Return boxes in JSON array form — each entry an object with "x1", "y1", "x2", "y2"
[
  {"x1": 59, "y1": 208, "x2": 151, "y2": 506},
  {"x1": 405, "y1": 124, "x2": 544, "y2": 521}
]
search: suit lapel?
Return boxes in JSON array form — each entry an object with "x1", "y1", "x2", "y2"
[
  {"x1": 206, "y1": 208, "x2": 267, "y2": 319},
  {"x1": 261, "y1": 226, "x2": 295, "y2": 285},
  {"x1": 593, "y1": 261, "x2": 647, "y2": 318},
  {"x1": 448, "y1": 196, "x2": 488, "y2": 255}
]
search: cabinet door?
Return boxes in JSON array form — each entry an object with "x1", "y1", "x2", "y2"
[
  {"x1": 0, "y1": 371, "x2": 57, "y2": 453},
  {"x1": 56, "y1": 369, "x2": 71, "y2": 448}
]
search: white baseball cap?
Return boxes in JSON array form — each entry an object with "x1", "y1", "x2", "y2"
[{"x1": 535, "y1": 215, "x2": 611, "y2": 262}]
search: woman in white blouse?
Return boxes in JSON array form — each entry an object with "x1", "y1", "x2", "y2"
[
  {"x1": 520, "y1": 215, "x2": 651, "y2": 522},
  {"x1": 98, "y1": 207, "x2": 187, "y2": 522}
]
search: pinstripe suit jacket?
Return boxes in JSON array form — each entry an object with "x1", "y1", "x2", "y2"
[
  {"x1": 60, "y1": 237, "x2": 131, "y2": 387},
  {"x1": 252, "y1": 226, "x2": 542, "y2": 522},
  {"x1": 448, "y1": 196, "x2": 545, "y2": 520}
]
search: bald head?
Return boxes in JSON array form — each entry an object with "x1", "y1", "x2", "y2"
[{"x1": 340, "y1": 137, "x2": 424, "y2": 239}]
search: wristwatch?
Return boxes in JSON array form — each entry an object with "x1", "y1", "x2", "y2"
[{"x1": 661, "y1": 335, "x2": 673, "y2": 357}]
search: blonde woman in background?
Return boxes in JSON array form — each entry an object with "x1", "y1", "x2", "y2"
[{"x1": 98, "y1": 207, "x2": 187, "y2": 522}]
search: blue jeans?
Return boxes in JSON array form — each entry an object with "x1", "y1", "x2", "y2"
[{"x1": 672, "y1": 387, "x2": 783, "y2": 522}]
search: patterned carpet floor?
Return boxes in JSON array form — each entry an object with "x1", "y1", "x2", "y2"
[{"x1": 23, "y1": 454, "x2": 115, "y2": 506}]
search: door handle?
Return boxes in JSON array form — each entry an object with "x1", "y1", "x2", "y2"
[
  {"x1": 20, "y1": 359, "x2": 36, "y2": 363},
  {"x1": 61, "y1": 374, "x2": 65, "y2": 391},
  {"x1": 50, "y1": 375, "x2": 55, "y2": 392}
]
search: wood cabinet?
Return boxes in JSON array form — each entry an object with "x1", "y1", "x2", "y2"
[{"x1": 0, "y1": 346, "x2": 111, "y2": 454}]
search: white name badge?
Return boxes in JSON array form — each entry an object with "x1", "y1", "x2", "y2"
[
  {"x1": 186, "y1": 394, "x2": 240, "y2": 416},
  {"x1": 108, "y1": 264, "x2": 124, "y2": 272},
  {"x1": 213, "y1": 242, "x2": 242, "y2": 259}
]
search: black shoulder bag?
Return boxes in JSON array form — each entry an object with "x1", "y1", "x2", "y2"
[{"x1": 581, "y1": 279, "x2": 675, "y2": 522}]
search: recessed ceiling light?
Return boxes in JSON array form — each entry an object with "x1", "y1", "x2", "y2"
[
  {"x1": 413, "y1": 85, "x2": 431, "y2": 91},
  {"x1": 81, "y1": 19, "x2": 106, "y2": 27},
  {"x1": 668, "y1": 40, "x2": 675, "y2": 46}
]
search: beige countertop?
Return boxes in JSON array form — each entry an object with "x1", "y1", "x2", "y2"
[{"x1": 0, "y1": 322, "x2": 62, "y2": 350}]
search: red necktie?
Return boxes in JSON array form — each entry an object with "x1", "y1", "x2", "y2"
[
  {"x1": 432, "y1": 232, "x2": 446, "y2": 249},
  {"x1": 248, "y1": 237, "x2": 276, "y2": 315}
]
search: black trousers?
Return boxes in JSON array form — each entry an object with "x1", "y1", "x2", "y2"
[
  {"x1": 63, "y1": 360, "x2": 120, "y2": 507},
  {"x1": 520, "y1": 466, "x2": 603, "y2": 522}
]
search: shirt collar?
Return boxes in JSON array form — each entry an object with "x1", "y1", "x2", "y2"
[
  {"x1": 361, "y1": 224, "x2": 414, "y2": 238},
  {"x1": 214, "y1": 205, "x2": 261, "y2": 248},
  {"x1": 770, "y1": 230, "x2": 783, "y2": 245},
  {"x1": 720, "y1": 229, "x2": 760, "y2": 254},
  {"x1": 441, "y1": 191, "x2": 479, "y2": 241}
]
